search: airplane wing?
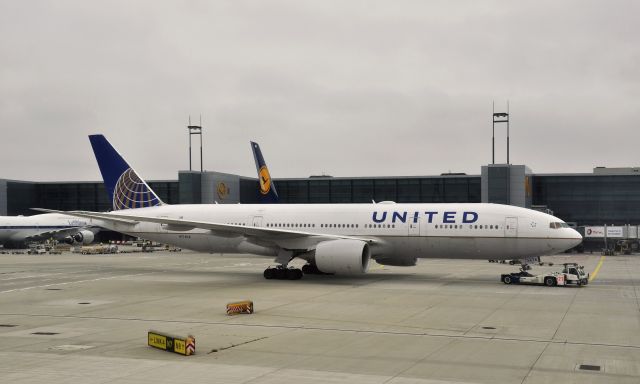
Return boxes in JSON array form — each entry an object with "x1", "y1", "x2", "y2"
[
  {"x1": 33, "y1": 208, "x2": 379, "y2": 251},
  {"x1": 23, "y1": 227, "x2": 83, "y2": 242}
]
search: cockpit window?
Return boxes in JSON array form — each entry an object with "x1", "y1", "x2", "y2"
[{"x1": 549, "y1": 222, "x2": 570, "y2": 229}]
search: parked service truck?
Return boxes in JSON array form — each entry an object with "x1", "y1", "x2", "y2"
[{"x1": 501, "y1": 263, "x2": 589, "y2": 287}]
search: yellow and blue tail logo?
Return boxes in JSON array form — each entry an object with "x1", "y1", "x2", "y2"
[
  {"x1": 89, "y1": 135, "x2": 164, "y2": 210},
  {"x1": 251, "y1": 141, "x2": 279, "y2": 203}
]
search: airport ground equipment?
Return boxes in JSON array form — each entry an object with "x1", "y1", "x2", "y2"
[
  {"x1": 501, "y1": 263, "x2": 588, "y2": 286},
  {"x1": 27, "y1": 245, "x2": 47, "y2": 254},
  {"x1": 501, "y1": 270, "x2": 567, "y2": 286},
  {"x1": 226, "y1": 300, "x2": 254, "y2": 315},
  {"x1": 148, "y1": 331, "x2": 195, "y2": 356},
  {"x1": 561, "y1": 263, "x2": 589, "y2": 286},
  {"x1": 79, "y1": 244, "x2": 118, "y2": 254}
]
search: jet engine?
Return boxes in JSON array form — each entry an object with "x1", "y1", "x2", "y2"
[
  {"x1": 314, "y1": 239, "x2": 370, "y2": 274},
  {"x1": 63, "y1": 230, "x2": 95, "y2": 245}
]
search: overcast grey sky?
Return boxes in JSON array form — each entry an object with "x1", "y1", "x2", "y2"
[{"x1": 1, "y1": 1, "x2": 638, "y2": 181}]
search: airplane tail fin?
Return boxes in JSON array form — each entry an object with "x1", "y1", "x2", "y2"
[
  {"x1": 89, "y1": 134, "x2": 164, "y2": 210},
  {"x1": 250, "y1": 141, "x2": 279, "y2": 203}
]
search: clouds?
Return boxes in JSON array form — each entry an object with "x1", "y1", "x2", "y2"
[{"x1": 0, "y1": 1, "x2": 638, "y2": 181}]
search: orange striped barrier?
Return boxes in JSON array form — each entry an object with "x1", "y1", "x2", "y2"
[{"x1": 226, "y1": 300, "x2": 254, "y2": 315}]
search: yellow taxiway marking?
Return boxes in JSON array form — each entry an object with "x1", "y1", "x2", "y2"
[{"x1": 589, "y1": 256, "x2": 605, "y2": 282}]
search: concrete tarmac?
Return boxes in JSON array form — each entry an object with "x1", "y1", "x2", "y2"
[{"x1": 0, "y1": 250, "x2": 639, "y2": 383}]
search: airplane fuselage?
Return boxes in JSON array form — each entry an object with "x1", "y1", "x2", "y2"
[
  {"x1": 87, "y1": 203, "x2": 582, "y2": 262},
  {"x1": 0, "y1": 213, "x2": 89, "y2": 247}
]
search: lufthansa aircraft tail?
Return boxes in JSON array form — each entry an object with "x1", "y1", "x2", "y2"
[
  {"x1": 251, "y1": 141, "x2": 279, "y2": 203},
  {"x1": 89, "y1": 134, "x2": 164, "y2": 211}
]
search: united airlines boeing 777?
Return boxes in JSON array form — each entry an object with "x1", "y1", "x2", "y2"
[{"x1": 37, "y1": 135, "x2": 582, "y2": 280}]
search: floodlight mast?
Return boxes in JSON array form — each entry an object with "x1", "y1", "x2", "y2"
[
  {"x1": 492, "y1": 101, "x2": 510, "y2": 164},
  {"x1": 187, "y1": 115, "x2": 203, "y2": 172}
]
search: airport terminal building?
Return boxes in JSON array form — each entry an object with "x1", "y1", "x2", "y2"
[{"x1": 2, "y1": 165, "x2": 639, "y2": 228}]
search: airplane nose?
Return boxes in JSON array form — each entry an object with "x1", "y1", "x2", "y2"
[{"x1": 569, "y1": 228, "x2": 583, "y2": 247}]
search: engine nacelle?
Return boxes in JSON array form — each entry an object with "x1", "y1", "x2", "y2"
[
  {"x1": 63, "y1": 230, "x2": 95, "y2": 245},
  {"x1": 314, "y1": 239, "x2": 370, "y2": 275}
]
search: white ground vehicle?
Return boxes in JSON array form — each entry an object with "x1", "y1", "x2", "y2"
[
  {"x1": 27, "y1": 245, "x2": 47, "y2": 255},
  {"x1": 501, "y1": 263, "x2": 589, "y2": 287},
  {"x1": 560, "y1": 263, "x2": 589, "y2": 286}
]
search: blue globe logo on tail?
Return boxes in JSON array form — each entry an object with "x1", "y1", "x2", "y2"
[
  {"x1": 113, "y1": 168, "x2": 162, "y2": 210},
  {"x1": 89, "y1": 134, "x2": 164, "y2": 211}
]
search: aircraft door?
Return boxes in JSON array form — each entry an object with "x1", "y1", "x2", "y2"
[
  {"x1": 158, "y1": 215, "x2": 169, "y2": 232},
  {"x1": 409, "y1": 218, "x2": 420, "y2": 236},
  {"x1": 252, "y1": 216, "x2": 263, "y2": 227},
  {"x1": 505, "y1": 217, "x2": 518, "y2": 237},
  {"x1": 408, "y1": 216, "x2": 420, "y2": 236}
]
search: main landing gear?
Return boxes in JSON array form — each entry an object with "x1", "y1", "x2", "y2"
[
  {"x1": 263, "y1": 263, "x2": 332, "y2": 280},
  {"x1": 301, "y1": 263, "x2": 331, "y2": 275},
  {"x1": 263, "y1": 266, "x2": 303, "y2": 280}
]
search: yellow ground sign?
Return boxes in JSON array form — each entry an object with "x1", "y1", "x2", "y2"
[
  {"x1": 148, "y1": 331, "x2": 195, "y2": 356},
  {"x1": 148, "y1": 332, "x2": 167, "y2": 349}
]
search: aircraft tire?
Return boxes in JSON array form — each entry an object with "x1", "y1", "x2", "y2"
[
  {"x1": 263, "y1": 268, "x2": 274, "y2": 279},
  {"x1": 273, "y1": 268, "x2": 286, "y2": 280},
  {"x1": 286, "y1": 268, "x2": 303, "y2": 280}
]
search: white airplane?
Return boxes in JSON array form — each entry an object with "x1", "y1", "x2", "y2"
[
  {"x1": 0, "y1": 213, "x2": 97, "y2": 249},
  {"x1": 36, "y1": 135, "x2": 582, "y2": 280}
]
